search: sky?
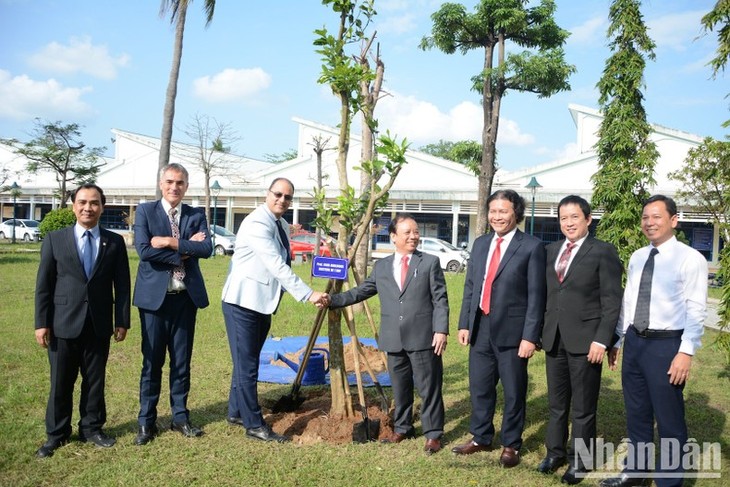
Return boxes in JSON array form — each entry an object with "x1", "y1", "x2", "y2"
[{"x1": 0, "y1": 0, "x2": 727, "y2": 173}]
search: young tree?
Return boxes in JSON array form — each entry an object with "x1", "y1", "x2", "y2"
[
  {"x1": 314, "y1": 0, "x2": 409, "y2": 417},
  {"x1": 180, "y1": 113, "x2": 239, "y2": 226},
  {"x1": 157, "y1": 0, "x2": 216, "y2": 198},
  {"x1": 263, "y1": 149, "x2": 298, "y2": 163},
  {"x1": 590, "y1": 0, "x2": 658, "y2": 266},
  {"x1": 420, "y1": 0, "x2": 574, "y2": 235},
  {"x1": 670, "y1": 138, "x2": 730, "y2": 359},
  {"x1": 10, "y1": 120, "x2": 105, "y2": 208}
]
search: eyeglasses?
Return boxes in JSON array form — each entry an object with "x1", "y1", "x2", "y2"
[{"x1": 269, "y1": 190, "x2": 293, "y2": 202}]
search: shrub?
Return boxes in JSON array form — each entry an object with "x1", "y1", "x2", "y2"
[{"x1": 39, "y1": 208, "x2": 76, "y2": 237}]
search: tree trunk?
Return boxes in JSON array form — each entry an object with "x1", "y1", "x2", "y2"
[{"x1": 158, "y1": 5, "x2": 187, "y2": 199}]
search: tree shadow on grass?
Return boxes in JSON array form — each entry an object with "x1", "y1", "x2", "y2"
[{"x1": 0, "y1": 254, "x2": 36, "y2": 264}]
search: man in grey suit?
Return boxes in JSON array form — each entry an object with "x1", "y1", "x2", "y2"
[
  {"x1": 325, "y1": 213, "x2": 449, "y2": 454},
  {"x1": 538, "y1": 195, "x2": 622, "y2": 484},
  {"x1": 221, "y1": 177, "x2": 326, "y2": 443},
  {"x1": 34, "y1": 184, "x2": 130, "y2": 458},
  {"x1": 452, "y1": 189, "x2": 546, "y2": 468}
]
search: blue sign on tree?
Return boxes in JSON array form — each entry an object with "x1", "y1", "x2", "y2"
[{"x1": 311, "y1": 256, "x2": 349, "y2": 280}]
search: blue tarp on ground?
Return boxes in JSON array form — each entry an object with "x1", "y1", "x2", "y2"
[{"x1": 259, "y1": 336, "x2": 391, "y2": 387}]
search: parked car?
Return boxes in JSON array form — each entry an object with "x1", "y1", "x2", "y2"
[
  {"x1": 211, "y1": 225, "x2": 235, "y2": 256},
  {"x1": 417, "y1": 237, "x2": 470, "y2": 272},
  {"x1": 290, "y1": 231, "x2": 333, "y2": 261},
  {"x1": 0, "y1": 218, "x2": 41, "y2": 242}
]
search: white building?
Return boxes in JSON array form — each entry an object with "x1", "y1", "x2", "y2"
[{"x1": 0, "y1": 104, "x2": 722, "y2": 268}]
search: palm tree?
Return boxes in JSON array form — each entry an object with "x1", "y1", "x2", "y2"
[{"x1": 157, "y1": 0, "x2": 216, "y2": 198}]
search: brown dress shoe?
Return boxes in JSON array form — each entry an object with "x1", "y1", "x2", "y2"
[
  {"x1": 499, "y1": 447, "x2": 520, "y2": 468},
  {"x1": 451, "y1": 440, "x2": 493, "y2": 455},
  {"x1": 424, "y1": 438, "x2": 442, "y2": 454},
  {"x1": 381, "y1": 431, "x2": 415, "y2": 444}
]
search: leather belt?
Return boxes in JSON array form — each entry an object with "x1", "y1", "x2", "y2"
[
  {"x1": 166, "y1": 289, "x2": 187, "y2": 295},
  {"x1": 630, "y1": 325, "x2": 683, "y2": 339}
]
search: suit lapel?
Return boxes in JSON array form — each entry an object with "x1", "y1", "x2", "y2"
[
  {"x1": 64, "y1": 226, "x2": 87, "y2": 280},
  {"x1": 495, "y1": 231, "x2": 522, "y2": 279},
  {"x1": 156, "y1": 201, "x2": 173, "y2": 236},
  {"x1": 401, "y1": 251, "x2": 421, "y2": 295},
  {"x1": 93, "y1": 229, "x2": 109, "y2": 278},
  {"x1": 179, "y1": 204, "x2": 190, "y2": 238},
  {"x1": 563, "y1": 237, "x2": 593, "y2": 282}
]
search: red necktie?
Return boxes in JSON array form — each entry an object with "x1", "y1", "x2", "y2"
[
  {"x1": 480, "y1": 237, "x2": 503, "y2": 314},
  {"x1": 400, "y1": 255, "x2": 409, "y2": 289},
  {"x1": 556, "y1": 242, "x2": 577, "y2": 283}
]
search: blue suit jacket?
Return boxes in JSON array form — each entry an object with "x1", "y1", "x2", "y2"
[
  {"x1": 133, "y1": 201, "x2": 212, "y2": 311},
  {"x1": 458, "y1": 229, "x2": 546, "y2": 346}
]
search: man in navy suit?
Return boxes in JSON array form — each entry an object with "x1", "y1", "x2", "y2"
[
  {"x1": 34, "y1": 183, "x2": 130, "y2": 458},
  {"x1": 452, "y1": 189, "x2": 546, "y2": 468},
  {"x1": 133, "y1": 163, "x2": 212, "y2": 445}
]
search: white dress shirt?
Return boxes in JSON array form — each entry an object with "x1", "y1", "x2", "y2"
[
  {"x1": 617, "y1": 236, "x2": 708, "y2": 355},
  {"x1": 479, "y1": 227, "x2": 517, "y2": 305},
  {"x1": 393, "y1": 252, "x2": 414, "y2": 291},
  {"x1": 74, "y1": 223, "x2": 100, "y2": 265},
  {"x1": 553, "y1": 234, "x2": 588, "y2": 275}
]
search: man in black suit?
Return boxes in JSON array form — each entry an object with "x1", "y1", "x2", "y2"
[
  {"x1": 326, "y1": 213, "x2": 449, "y2": 454},
  {"x1": 452, "y1": 189, "x2": 546, "y2": 468},
  {"x1": 537, "y1": 195, "x2": 623, "y2": 484},
  {"x1": 133, "y1": 163, "x2": 212, "y2": 445},
  {"x1": 34, "y1": 184, "x2": 130, "y2": 458}
]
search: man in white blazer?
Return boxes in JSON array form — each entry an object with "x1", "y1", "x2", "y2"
[{"x1": 221, "y1": 177, "x2": 325, "y2": 443}]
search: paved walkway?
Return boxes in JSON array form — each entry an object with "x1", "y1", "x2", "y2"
[{"x1": 706, "y1": 298, "x2": 725, "y2": 331}]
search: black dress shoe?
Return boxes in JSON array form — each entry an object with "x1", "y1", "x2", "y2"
[
  {"x1": 561, "y1": 465, "x2": 588, "y2": 484},
  {"x1": 134, "y1": 425, "x2": 158, "y2": 446},
  {"x1": 35, "y1": 438, "x2": 69, "y2": 458},
  {"x1": 246, "y1": 424, "x2": 290, "y2": 443},
  {"x1": 171, "y1": 421, "x2": 203, "y2": 438},
  {"x1": 79, "y1": 431, "x2": 116, "y2": 448},
  {"x1": 599, "y1": 473, "x2": 650, "y2": 487},
  {"x1": 226, "y1": 416, "x2": 244, "y2": 426},
  {"x1": 537, "y1": 456, "x2": 567, "y2": 474}
]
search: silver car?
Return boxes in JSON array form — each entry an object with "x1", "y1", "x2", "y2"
[{"x1": 211, "y1": 225, "x2": 235, "y2": 255}]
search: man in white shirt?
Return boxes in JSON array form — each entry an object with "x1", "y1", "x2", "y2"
[{"x1": 602, "y1": 195, "x2": 708, "y2": 487}]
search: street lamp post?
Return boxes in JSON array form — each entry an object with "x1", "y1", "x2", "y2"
[
  {"x1": 10, "y1": 182, "x2": 20, "y2": 244},
  {"x1": 210, "y1": 180, "x2": 222, "y2": 257},
  {"x1": 525, "y1": 176, "x2": 542, "y2": 236}
]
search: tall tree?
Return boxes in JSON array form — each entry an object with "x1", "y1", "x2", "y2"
[
  {"x1": 157, "y1": 0, "x2": 216, "y2": 198},
  {"x1": 8, "y1": 120, "x2": 104, "y2": 208},
  {"x1": 181, "y1": 113, "x2": 239, "y2": 226},
  {"x1": 419, "y1": 139, "x2": 482, "y2": 175},
  {"x1": 590, "y1": 0, "x2": 658, "y2": 266},
  {"x1": 701, "y1": 0, "x2": 730, "y2": 127},
  {"x1": 421, "y1": 0, "x2": 574, "y2": 235}
]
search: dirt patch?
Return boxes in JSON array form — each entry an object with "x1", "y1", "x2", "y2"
[{"x1": 265, "y1": 389, "x2": 393, "y2": 445}]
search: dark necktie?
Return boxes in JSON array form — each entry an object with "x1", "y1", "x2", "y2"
[
  {"x1": 633, "y1": 248, "x2": 659, "y2": 332},
  {"x1": 556, "y1": 242, "x2": 577, "y2": 283},
  {"x1": 169, "y1": 208, "x2": 186, "y2": 281},
  {"x1": 480, "y1": 237, "x2": 503, "y2": 314},
  {"x1": 400, "y1": 255, "x2": 409, "y2": 289},
  {"x1": 276, "y1": 220, "x2": 291, "y2": 267},
  {"x1": 83, "y1": 230, "x2": 94, "y2": 279}
]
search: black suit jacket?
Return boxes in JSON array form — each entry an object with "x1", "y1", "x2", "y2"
[
  {"x1": 330, "y1": 251, "x2": 449, "y2": 352},
  {"x1": 541, "y1": 236, "x2": 623, "y2": 354},
  {"x1": 458, "y1": 229, "x2": 546, "y2": 346},
  {"x1": 35, "y1": 226, "x2": 131, "y2": 338}
]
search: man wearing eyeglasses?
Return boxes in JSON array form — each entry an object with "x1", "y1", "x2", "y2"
[{"x1": 221, "y1": 177, "x2": 327, "y2": 443}]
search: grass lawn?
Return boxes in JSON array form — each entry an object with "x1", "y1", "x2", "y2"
[{"x1": 1, "y1": 242, "x2": 728, "y2": 486}]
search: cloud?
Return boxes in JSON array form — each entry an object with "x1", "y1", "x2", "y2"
[
  {"x1": 27, "y1": 36, "x2": 129, "y2": 80},
  {"x1": 378, "y1": 13, "x2": 418, "y2": 35},
  {"x1": 648, "y1": 10, "x2": 706, "y2": 52},
  {"x1": 193, "y1": 68, "x2": 272, "y2": 103},
  {"x1": 568, "y1": 16, "x2": 607, "y2": 46},
  {"x1": 0, "y1": 70, "x2": 93, "y2": 120},
  {"x1": 377, "y1": 91, "x2": 534, "y2": 146}
]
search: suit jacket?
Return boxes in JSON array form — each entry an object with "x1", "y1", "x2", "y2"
[
  {"x1": 221, "y1": 204, "x2": 312, "y2": 315},
  {"x1": 458, "y1": 229, "x2": 546, "y2": 347},
  {"x1": 35, "y1": 226, "x2": 131, "y2": 338},
  {"x1": 133, "y1": 201, "x2": 212, "y2": 310},
  {"x1": 541, "y1": 236, "x2": 623, "y2": 354},
  {"x1": 329, "y1": 251, "x2": 449, "y2": 353}
]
